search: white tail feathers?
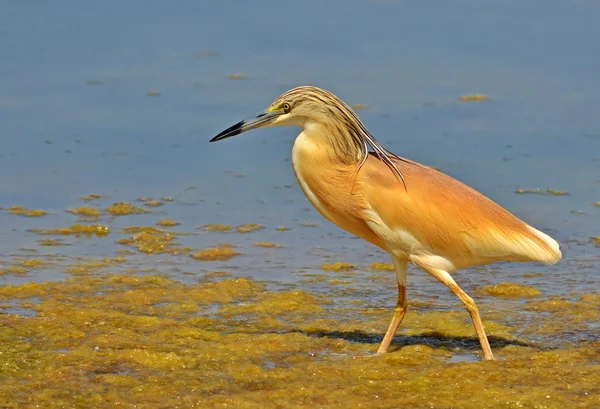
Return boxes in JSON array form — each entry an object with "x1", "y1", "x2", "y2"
[{"x1": 525, "y1": 226, "x2": 562, "y2": 264}]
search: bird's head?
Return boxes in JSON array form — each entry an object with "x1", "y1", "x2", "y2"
[
  {"x1": 209, "y1": 86, "x2": 348, "y2": 142},
  {"x1": 209, "y1": 85, "x2": 409, "y2": 190}
]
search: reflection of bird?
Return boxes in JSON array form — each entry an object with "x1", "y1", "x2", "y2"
[{"x1": 210, "y1": 85, "x2": 562, "y2": 360}]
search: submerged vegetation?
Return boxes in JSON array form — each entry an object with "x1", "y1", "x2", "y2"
[
  {"x1": 237, "y1": 224, "x2": 264, "y2": 233},
  {"x1": 106, "y1": 202, "x2": 147, "y2": 216},
  {"x1": 67, "y1": 206, "x2": 101, "y2": 219},
  {"x1": 30, "y1": 224, "x2": 109, "y2": 237},
  {"x1": 321, "y1": 262, "x2": 354, "y2": 272},
  {"x1": 81, "y1": 193, "x2": 105, "y2": 201},
  {"x1": 191, "y1": 246, "x2": 241, "y2": 261},
  {"x1": 0, "y1": 273, "x2": 599, "y2": 408},
  {"x1": 369, "y1": 262, "x2": 395, "y2": 271},
  {"x1": 458, "y1": 94, "x2": 489, "y2": 102},
  {"x1": 0, "y1": 194, "x2": 598, "y2": 408},
  {"x1": 514, "y1": 188, "x2": 569, "y2": 196},
  {"x1": 477, "y1": 282, "x2": 542, "y2": 298},
  {"x1": 156, "y1": 219, "x2": 180, "y2": 227},
  {"x1": 224, "y1": 73, "x2": 248, "y2": 80},
  {"x1": 4, "y1": 205, "x2": 47, "y2": 217},
  {"x1": 200, "y1": 224, "x2": 233, "y2": 232}
]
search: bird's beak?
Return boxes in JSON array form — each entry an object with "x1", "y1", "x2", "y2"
[{"x1": 210, "y1": 109, "x2": 282, "y2": 142}]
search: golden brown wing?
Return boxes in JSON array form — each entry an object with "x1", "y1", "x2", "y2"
[{"x1": 359, "y1": 154, "x2": 561, "y2": 268}]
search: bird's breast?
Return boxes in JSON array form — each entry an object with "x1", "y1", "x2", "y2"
[
  {"x1": 291, "y1": 134, "x2": 347, "y2": 224},
  {"x1": 291, "y1": 133, "x2": 387, "y2": 249}
]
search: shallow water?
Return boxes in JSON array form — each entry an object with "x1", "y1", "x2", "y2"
[{"x1": 1, "y1": 0, "x2": 599, "y2": 407}]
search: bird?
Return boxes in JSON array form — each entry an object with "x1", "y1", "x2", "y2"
[{"x1": 209, "y1": 85, "x2": 562, "y2": 360}]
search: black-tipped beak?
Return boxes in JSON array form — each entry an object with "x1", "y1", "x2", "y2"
[{"x1": 210, "y1": 111, "x2": 281, "y2": 142}]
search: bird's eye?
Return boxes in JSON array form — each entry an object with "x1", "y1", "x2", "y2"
[{"x1": 282, "y1": 102, "x2": 291, "y2": 113}]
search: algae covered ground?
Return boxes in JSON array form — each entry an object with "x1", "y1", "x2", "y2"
[
  {"x1": 1, "y1": 273, "x2": 599, "y2": 408},
  {"x1": 1, "y1": 195, "x2": 599, "y2": 408}
]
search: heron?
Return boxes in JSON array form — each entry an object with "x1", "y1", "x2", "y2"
[{"x1": 210, "y1": 85, "x2": 562, "y2": 360}]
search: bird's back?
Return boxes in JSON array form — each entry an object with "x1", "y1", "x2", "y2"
[{"x1": 361, "y1": 154, "x2": 562, "y2": 269}]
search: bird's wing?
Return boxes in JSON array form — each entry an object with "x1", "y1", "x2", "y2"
[{"x1": 359, "y1": 155, "x2": 561, "y2": 267}]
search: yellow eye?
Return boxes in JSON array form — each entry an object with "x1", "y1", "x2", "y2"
[{"x1": 282, "y1": 102, "x2": 291, "y2": 113}]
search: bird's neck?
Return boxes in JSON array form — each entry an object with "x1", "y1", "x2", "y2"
[{"x1": 300, "y1": 120, "x2": 365, "y2": 166}]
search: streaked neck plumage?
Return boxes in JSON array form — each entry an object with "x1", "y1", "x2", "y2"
[{"x1": 298, "y1": 119, "x2": 365, "y2": 166}]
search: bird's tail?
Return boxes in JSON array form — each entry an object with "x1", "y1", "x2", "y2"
[{"x1": 522, "y1": 225, "x2": 562, "y2": 264}]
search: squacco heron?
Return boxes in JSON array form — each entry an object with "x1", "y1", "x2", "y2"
[{"x1": 210, "y1": 86, "x2": 562, "y2": 360}]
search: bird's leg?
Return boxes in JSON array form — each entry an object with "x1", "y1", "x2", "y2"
[
  {"x1": 449, "y1": 284, "x2": 494, "y2": 360},
  {"x1": 412, "y1": 259, "x2": 495, "y2": 360},
  {"x1": 376, "y1": 257, "x2": 408, "y2": 354},
  {"x1": 449, "y1": 282, "x2": 494, "y2": 360}
]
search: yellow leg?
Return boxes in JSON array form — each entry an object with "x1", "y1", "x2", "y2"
[
  {"x1": 448, "y1": 282, "x2": 495, "y2": 360},
  {"x1": 411, "y1": 258, "x2": 495, "y2": 360},
  {"x1": 376, "y1": 257, "x2": 408, "y2": 354}
]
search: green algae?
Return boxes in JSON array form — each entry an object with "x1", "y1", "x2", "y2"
[
  {"x1": 30, "y1": 224, "x2": 109, "y2": 237},
  {"x1": 458, "y1": 94, "x2": 489, "y2": 102},
  {"x1": 400, "y1": 310, "x2": 515, "y2": 340},
  {"x1": 19, "y1": 259, "x2": 45, "y2": 268},
  {"x1": 0, "y1": 275, "x2": 598, "y2": 408},
  {"x1": 191, "y1": 247, "x2": 241, "y2": 261},
  {"x1": 67, "y1": 206, "x2": 101, "y2": 219},
  {"x1": 369, "y1": 262, "x2": 395, "y2": 271},
  {"x1": 0, "y1": 266, "x2": 29, "y2": 276},
  {"x1": 321, "y1": 262, "x2": 355, "y2": 272},
  {"x1": 525, "y1": 296, "x2": 572, "y2": 312},
  {"x1": 38, "y1": 238, "x2": 70, "y2": 246},
  {"x1": 144, "y1": 200, "x2": 163, "y2": 207},
  {"x1": 63, "y1": 257, "x2": 126, "y2": 276},
  {"x1": 106, "y1": 202, "x2": 147, "y2": 216},
  {"x1": 219, "y1": 289, "x2": 325, "y2": 317},
  {"x1": 4, "y1": 205, "x2": 47, "y2": 217},
  {"x1": 1, "y1": 192, "x2": 598, "y2": 408},
  {"x1": 477, "y1": 282, "x2": 542, "y2": 298},
  {"x1": 121, "y1": 226, "x2": 163, "y2": 234},
  {"x1": 524, "y1": 272, "x2": 544, "y2": 278},
  {"x1": 224, "y1": 73, "x2": 248, "y2": 80},
  {"x1": 117, "y1": 230, "x2": 189, "y2": 255},
  {"x1": 202, "y1": 271, "x2": 233, "y2": 281},
  {"x1": 156, "y1": 219, "x2": 180, "y2": 227},
  {"x1": 81, "y1": 193, "x2": 105, "y2": 201},
  {"x1": 200, "y1": 224, "x2": 232, "y2": 232},
  {"x1": 516, "y1": 293, "x2": 600, "y2": 339},
  {"x1": 253, "y1": 242, "x2": 281, "y2": 248},
  {"x1": 328, "y1": 279, "x2": 352, "y2": 285},
  {"x1": 514, "y1": 188, "x2": 569, "y2": 196},
  {"x1": 0, "y1": 259, "x2": 48, "y2": 276},
  {"x1": 237, "y1": 223, "x2": 264, "y2": 233}
]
